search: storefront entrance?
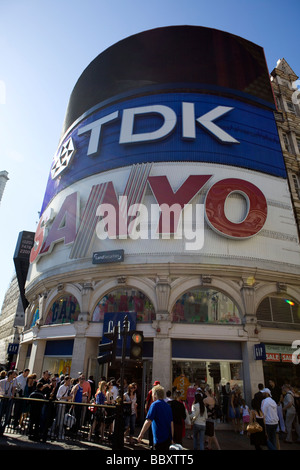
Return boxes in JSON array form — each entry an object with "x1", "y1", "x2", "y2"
[
  {"x1": 262, "y1": 344, "x2": 300, "y2": 387},
  {"x1": 101, "y1": 359, "x2": 152, "y2": 424}
]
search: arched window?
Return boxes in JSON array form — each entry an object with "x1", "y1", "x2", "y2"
[
  {"x1": 92, "y1": 288, "x2": 155, "y2": 322},
  {"x1": 30, "y1": 307, "x2": 40, "y2": 328},
  {"x1": 44, "y1": 294, "x2": 80, "y2": 325},
  {"x1": 256, "y1": 296, "x2": 300, "y2": 325},
  {"x1": 171, "y1": 288, "x2": 241, "y2": 324}
]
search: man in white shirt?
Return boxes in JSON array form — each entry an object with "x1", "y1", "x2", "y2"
[
  {"x1": 16, "y1": 369, "x2": 30, "y2": 396},
  {"x1": 261, "y1": 388, "x2": 279, "y2": 449},
  {"x1": 56, "y1": 376, "x2": 72, "y2": 439}
]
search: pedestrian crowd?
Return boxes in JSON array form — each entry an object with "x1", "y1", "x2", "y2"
[
  {"x1": 1, "y1": 367, "x2": 300, "y2": 451},
  {"x1": 138, "y1": 379, "x2": 221, "y2": 451},
  {"x1": 138, "y1": 378, "x2": 300, "y2": 451},
  {"x1": 0, "y1": 367, "x2": 136, "y2": 443}
]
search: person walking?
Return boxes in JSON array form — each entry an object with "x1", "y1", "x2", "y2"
[
  {"x1": 168, "y1": 390, "x2": 186, "y2": 445},
  {"x1": 249, "y1": 397, "x2": 268, "y2": 450},
  {"x1": 282, "y1": 384, "x2": 300, "y2": 443},
  {"x1": 190, "y1": 393, "x2": 207, "y2": 450},
  {"x1": 228, "y1": 384, "x2": 242, "y2": 433},
  {"x1": 204, "y1": 388, "x2": 221, "y2": 450},
  {"x1": 260, "y1": 388, "x2": 278, "y2": 449},
  {"x1": 138, "y1": 385, "x2": 174, "y2": 452},
  {"x1": 89, "y1": 380, "x2": 107, "y2": 442},
  {"x1": 240, "y1": 399, "x2": 250, "y2": 435},
  {"x1": 144, "y1": 380, "x2": 160, "y2": 449},
  {"x1": 124, "y1": 383, "x2": 138, "y2": 444},
  {"x1": 268, "y1": 379, "x2": 286, "y2": 433}
]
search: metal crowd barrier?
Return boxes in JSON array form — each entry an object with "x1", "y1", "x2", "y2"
[{"x1": 0, "y1": 396, "x2": 117, "y2": 445}]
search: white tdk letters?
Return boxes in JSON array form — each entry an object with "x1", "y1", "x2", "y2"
[
  {"x1": 182, "y1": 103, "x2": 239, "y2": 144},
  {"x1": 78, "y1": 102, "x2": 239, "y2": 155},
  {"x1": 119, "y1": 105, "x2": 177, "y2": 144}
]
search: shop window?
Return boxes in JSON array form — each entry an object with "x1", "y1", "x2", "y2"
[
  {"x1": 171, "y1": 288, "x2": 241, "y2": 324},
  {"x1": 172, "y1": 360, "x2": 244, "y2": 405},
  {"x1": 44, "y1": 294, "x2": 80, "y2": 325},
  {"x1": 256, "y1": 296, "x2": 300, "y2": 325},
  {"x1": 92, "y1": 288, "x2": 155, "y2": 322}
]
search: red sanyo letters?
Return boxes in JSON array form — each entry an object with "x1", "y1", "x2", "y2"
[{"x1": 30, "y1": 174, "x2": 267, "y2": 263}]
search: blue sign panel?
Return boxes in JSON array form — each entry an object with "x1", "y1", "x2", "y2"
[
  {"x1": 102, "y1": 312, "x2": 137, "y2": 355},
  {"x1": 7, "y1": 343, "x2": 19, "y2": 354},
  {"x1": 41, "y1": 92, "x2": 285, "y2": 212},
  {"x1": 254, "y1": 343, "x2": 266, "y2": 361}
]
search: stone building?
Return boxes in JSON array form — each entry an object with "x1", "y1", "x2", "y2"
[
  {"x1": 0, "y1": 170, "x2": 9, "y2": 204},
  {"x1": 0, "y1": 275, "x2": 24, "y2": 369},
  {"x1": 14, "y1": 27, "x2": 300, "y2": 408},
  {"x1": 270, "y1": 59, "x2": 300, "y2": 234}
]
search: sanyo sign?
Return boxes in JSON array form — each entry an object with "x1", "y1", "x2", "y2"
[{"x1": 51, "y1": 103, "x2": 239, "y2": 179}]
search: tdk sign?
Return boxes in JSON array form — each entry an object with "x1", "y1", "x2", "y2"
[
  {"x1": 43, "y1": 92, "x2": 285, "y2": 213},
  {"x1": 52, "y1": 102, "x2": 238, "y2": 179},
  {"x1": 79, "y1": 103, "x2": 238, "y2": 156}
]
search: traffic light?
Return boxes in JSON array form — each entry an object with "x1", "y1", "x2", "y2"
[
  {"x1": 97, "y1": 325, "x2": 118, "y2": 365},
  {"x1": 129, "y1": 331, "x2": 144, "y2": 360}
]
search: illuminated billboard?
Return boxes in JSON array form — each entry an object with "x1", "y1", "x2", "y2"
[{"x1": 27, "y1": 26, "x2": 300, "y2": 280}]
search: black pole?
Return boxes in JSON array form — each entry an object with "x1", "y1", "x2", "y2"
[{"x1": 112, "y1": 315, "x2": 128, "y2": 450}]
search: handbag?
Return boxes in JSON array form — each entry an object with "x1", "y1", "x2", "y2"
[
  {"x1": 64, "y1": 412, "x2": 76, "y2": 429},
  {"x1": 205, "y1": 419, "x2": 214, "y2": 437},
  {"x1": 246, "y1": 421, "x2": 263, "y2": 434}
]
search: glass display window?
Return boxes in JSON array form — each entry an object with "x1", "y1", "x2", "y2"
[
  {"x1": 92, "y1": 288, "x2": 155, "y2": 322},
  {"x1": 171, "y1": 288, "x2": 241, "y2": 324},
  {"x1": 172, "y1": 359, "x2": 244, "y2": 413},
  {"x1": 44, "y1": 294, "x2": 80, "y2": 325}
]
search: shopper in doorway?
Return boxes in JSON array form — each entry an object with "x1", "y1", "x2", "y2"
[
  {"x1": 138, "y1": 385, "x2": 174, "y2": 452},
  {"x1": 228, "y1": 384, "x2": 242, "y2": 433},
  {"x1": 190, "y1": 393, "x2": 207, "y2": 450},
  {"x1": 204, "y1": 388, "x2": 221, "y2": 450}
]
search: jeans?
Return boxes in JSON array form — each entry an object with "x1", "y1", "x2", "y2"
[
  {"x1": 265, "y1": 424, "x2": 278, "y2": 449},
  {"x1": 125, "y1": 413, "x2": 136, "y2": 436},
  {"x1": 0, "y1": 398, "x2": 13, "y2": 434},
  {"x1": 285, "y1": 409, "x2": 300, "y2": 442},
  {"x1": 193, "y1": 423, "x2": 205, "y2": 450}
]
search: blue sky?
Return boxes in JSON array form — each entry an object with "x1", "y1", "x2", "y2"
[{"x1": 0, "y1": 0, "x2": 299, "y2": 309}]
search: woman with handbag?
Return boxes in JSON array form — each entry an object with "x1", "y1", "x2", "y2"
[{"x1": 248, "y1": 398, "x2": 268, "y2": 450}]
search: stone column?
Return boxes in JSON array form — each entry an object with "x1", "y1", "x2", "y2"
[
  {"x1": 79, "y1": 282, "x2": 94, "y2": 321},
  {"x1": 151, "y1": 276, "x2": 173, "y2": 389},
  {"x1": 15, "y1": 342, "x2": 28, "y2": 372},
  {"x1": 240, "y1": 278, "x2": 264, "y2": 404},
  {"x1": 70, "y1": 321, "x2": 92, "y2": 377},
  {"x1": 28, "y1": 337, "x2": 47, "y2": 377}
]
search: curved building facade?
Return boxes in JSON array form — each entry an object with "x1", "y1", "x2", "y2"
[{"x1": 18, "y1": 26, "x2": 300, "y2": 404}]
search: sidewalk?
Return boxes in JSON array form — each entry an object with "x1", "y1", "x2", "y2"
[{"x1": 1, "y1": 424, "x2": 300, "y2": 451}]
